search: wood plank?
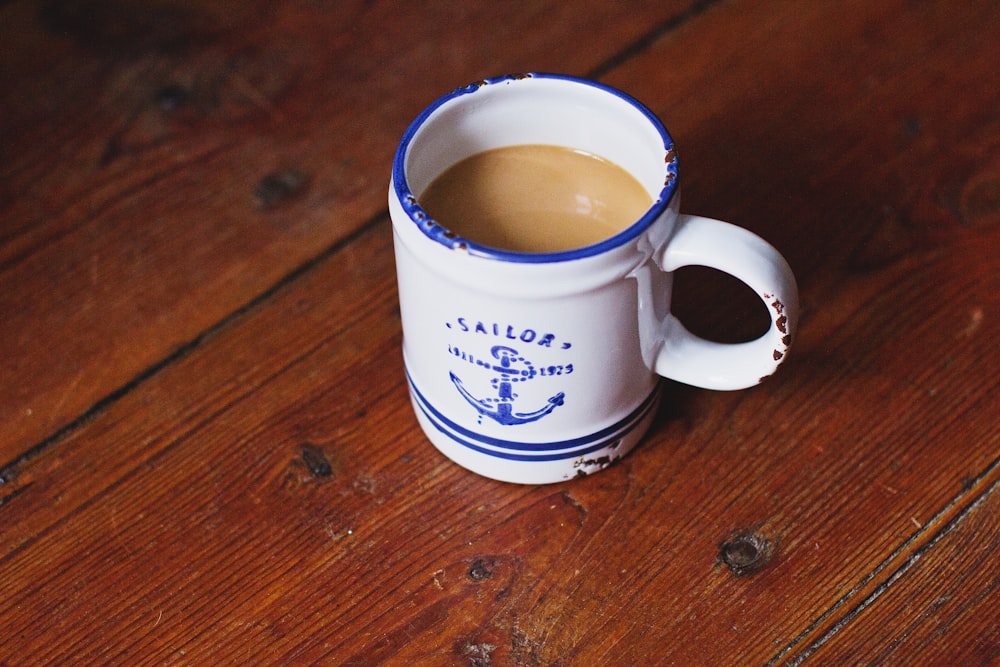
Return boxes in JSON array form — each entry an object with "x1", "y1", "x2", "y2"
[
  {"x1": 0, "y1": 0, "x2": 695, "y2": 462},
  {"x1": 0, "y1": 225, "x2": 410, "y2": 662},
  {"x1": 2, "y1": 0, "x2": 999, "y2": 663},
  {"x1": 803, "y1": 472, "x2": 1000, "y2": 665},
  {"x1": 0, "y1": 223, "x2": 401, "y2": 558}
]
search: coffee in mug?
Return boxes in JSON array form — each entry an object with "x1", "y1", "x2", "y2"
[{"x1": 419, "y1": 144, "x2": 652, "y2": 253}]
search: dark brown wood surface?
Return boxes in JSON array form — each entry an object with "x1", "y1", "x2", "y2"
[{"x1": 2, "y1": 0, "x2": 998, "y2": 664}]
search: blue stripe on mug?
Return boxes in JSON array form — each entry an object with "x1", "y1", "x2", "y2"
[{"x1": 406, "y1": 370, "x2": 660, "y2": 461}]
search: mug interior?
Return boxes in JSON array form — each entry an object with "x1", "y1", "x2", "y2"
[{"x1": 393, "y1": 73, "x2": 678, "y2": 262}]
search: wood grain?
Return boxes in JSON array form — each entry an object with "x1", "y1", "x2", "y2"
[{"x1": 2, "y1": 0, "x2": 999, "y2": 664}]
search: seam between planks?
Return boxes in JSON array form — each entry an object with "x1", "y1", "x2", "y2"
[
  {"x1": 768, "y1": 443, "x2": 1000, "y2": 665},
  {"x1": 587, "y1": 0, "x2": 723, "y2": 80},
  {"x1": 0, "y1": 210, "x2": 388, "y2": 491}
]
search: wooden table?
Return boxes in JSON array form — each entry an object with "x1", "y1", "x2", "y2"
[{"x1": 2, "y1": 1, "x2": 998, "y2": 663}]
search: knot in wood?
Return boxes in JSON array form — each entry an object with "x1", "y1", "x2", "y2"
[
  {"x1": 467, "y1": 557, "x2": 494, "y2": 581},
  {"x1": 719, "y1": 532, "x2": 773, "y2": 577}
]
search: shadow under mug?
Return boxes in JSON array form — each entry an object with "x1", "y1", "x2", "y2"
[{"x1": 390, "y1": 73, "x2": 798, "y2": 484}]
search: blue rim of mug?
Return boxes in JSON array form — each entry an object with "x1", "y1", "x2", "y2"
[{"x1": 392, "y1": 73, "x2": 679, "y2": 264}]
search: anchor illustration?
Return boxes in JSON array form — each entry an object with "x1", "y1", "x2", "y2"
[{"x1": 450, "y1": 345, "x2": 565, "y2": 426}]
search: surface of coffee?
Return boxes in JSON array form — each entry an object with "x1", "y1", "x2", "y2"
[{"x1": 419, "y1": 144, "x2": 652, "y2": 253}]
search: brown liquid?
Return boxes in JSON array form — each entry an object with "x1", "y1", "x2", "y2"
[{"x1": 419, "y1": 144, "x2": 652, "y2": 253}]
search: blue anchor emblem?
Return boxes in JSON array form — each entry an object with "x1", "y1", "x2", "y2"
[{"x1": 450, "y1": 345, "x2": 565, "y2": 426}]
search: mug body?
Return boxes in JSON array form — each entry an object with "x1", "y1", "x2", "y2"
[{"x1": 390, "y1": 74, "x2": 679, "y2": 484}]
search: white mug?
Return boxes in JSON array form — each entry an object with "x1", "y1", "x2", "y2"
[{"x1": 390, "y1": 73, "x2": 798, "y2": 484}]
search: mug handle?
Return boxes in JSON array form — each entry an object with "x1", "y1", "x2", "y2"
[{"x1": 655, "y1": 215, "x2": 799, "y2": 390}]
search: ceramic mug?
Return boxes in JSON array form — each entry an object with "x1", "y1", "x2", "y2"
[{"x1": 389, "y1": 73, "x2": 798, "y2": 484}]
